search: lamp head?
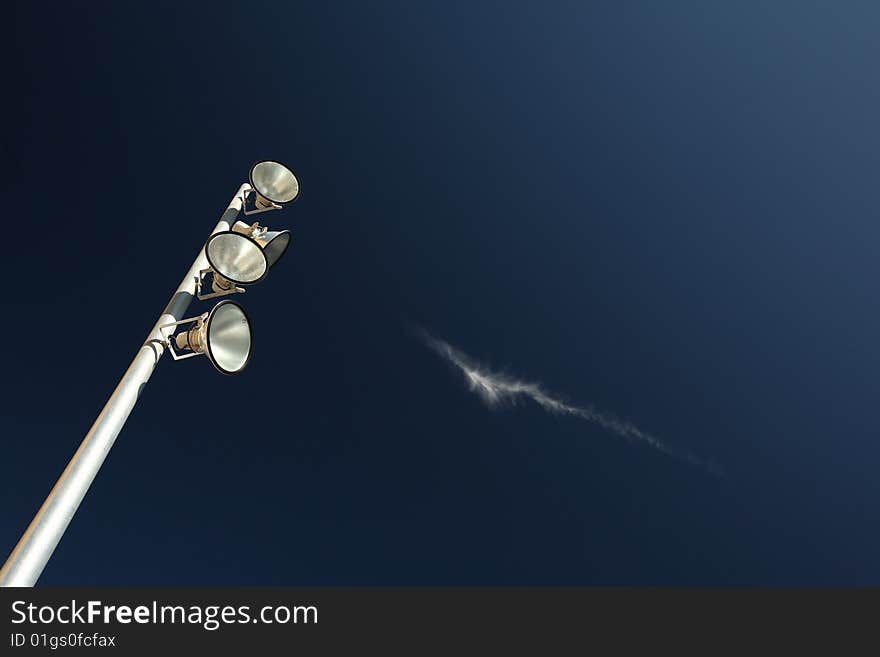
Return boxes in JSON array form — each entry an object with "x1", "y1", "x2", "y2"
[
  {"x1": 175, "y1": 300, "x2": 253, "y2": 375},
  {"x1": 249, "y1": 160, "x2": 300, "y2": 208},
  {"x1": 204, "y1": 231, "x2": 268, "y2": 285},
  {"x1": 255, "y1": 229, "x2": 291, "y2": 268}
]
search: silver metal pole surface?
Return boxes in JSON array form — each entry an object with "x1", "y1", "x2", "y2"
[{"x1": 0, "y1": 185, "x2": 250, "y2": 587}]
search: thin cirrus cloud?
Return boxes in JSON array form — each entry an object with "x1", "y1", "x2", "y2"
[{"x1": 415, "y1": 327, "x2": 721, "y2": 476}]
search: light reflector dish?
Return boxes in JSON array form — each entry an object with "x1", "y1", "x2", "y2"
[
  {"x1": 205, "y1": 232, "x2": 268, "y2": 285},
  {"x1": 249, "y1": 160, "x2": 300, "y2": 205},
  {"x1": 261, "y1": 230, "x2": 291, "y2": 268},
  {"x1": 204, "y1": 300, "x2": 253, "y2": 375}
]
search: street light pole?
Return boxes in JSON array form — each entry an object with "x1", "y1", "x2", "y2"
[{"x1": 0, "y1": 184, "x2": 251, "y2": 587}]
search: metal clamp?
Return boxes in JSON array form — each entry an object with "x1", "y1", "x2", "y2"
[
  {"x1": 158, "y1": 314, "x2": 207, "y2": 361},
  {"x1": 195, "y1": 268, "x2": 245, "y2": 301},
  {"x1": 242, "y1": 188, "x2": 282, "y2": 216}
]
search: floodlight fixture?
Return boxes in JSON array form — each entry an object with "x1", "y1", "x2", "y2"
[
  {"x1": 161, "y1": 300, "x2": 253, "y2": 375},
  {"x1": 246, "y1": 160, "x2": 300, "y2": 214},
  {"x1": 254, "y1": 227, "x2": 291, "y2": 269},
  {"x1": 204, "y1": 230, "x2": 269, "y2": 286}
]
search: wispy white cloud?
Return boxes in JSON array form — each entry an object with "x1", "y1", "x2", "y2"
[{"x1": 416, "y1": 328, "x2": 720, "y2": 475}]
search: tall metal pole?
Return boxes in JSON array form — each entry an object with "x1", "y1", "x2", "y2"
[{"x1": 0, "y1": 184, "x2": 251, "y2": 587}]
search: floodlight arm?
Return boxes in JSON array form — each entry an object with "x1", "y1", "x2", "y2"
[
  {"x1": 243, "y1": 189, "x2": 282, "y2": 215},
  {"x1": 195, "y1": 268, "x2": 245, "y2": 301},
  {"x1": 158, "y1": 313, "x2": 208, "y2": 360},
  {"x1": 0, "y1": 184, "x2": 252, "y2": 587}
]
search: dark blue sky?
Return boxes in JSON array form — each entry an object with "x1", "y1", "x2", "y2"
[{"x1": 4, "y1": 1, "x2": 880, "y2": 585}]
